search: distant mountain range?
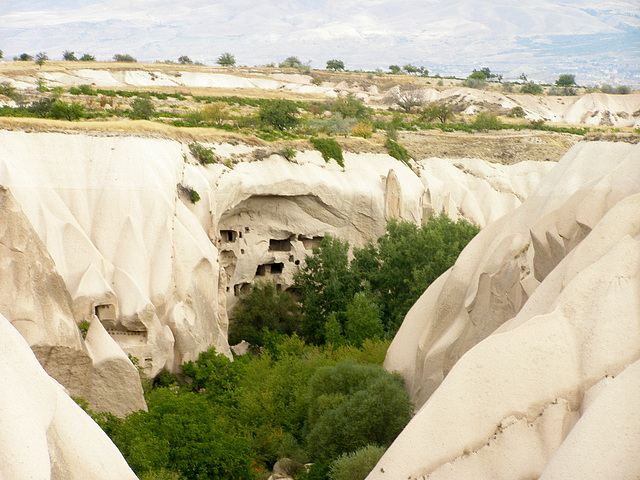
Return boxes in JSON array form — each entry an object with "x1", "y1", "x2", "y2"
[{"x1": 1, "y1": 0, "x2": 639, "y2": 85}]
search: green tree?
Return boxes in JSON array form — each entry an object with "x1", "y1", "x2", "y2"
[
  {"x1": 388, "y1": 65, "x2": 402, "y2": 74},
  {"x1": 420, "y1": 102, "x2": 452, "y2": 123},
  {"x1": 555, "y1": 74, "x2": 576, "y2": 87},
  {"x1": 16, "y1": 53, "x2": 33, "y2": 61},
  {"x1": 294, "y1": 235, "x2": 356, "y2": 344},
  {"x1": 35, "y1": 52, "x2": 48, "y2": 68},
  {"x1": 79, "y1": 53, "x2": 95, "y2": 61},
  {"x1": 62, "y1": 50, "x2": 77, "y2": 61},
  {"x1": 326, "y1": 59, "x2": 345, "y2": 71},
  {"x1": 258, "y1": 99, "x2": 299, "y2": 130},
  {"x1": 130, "y1": 97, "x2": 155, "y2": 119},
  {"x1": 306, "y1": 361, "x2": 413, "y2": 461},
  {"x1": 229, "y1": 281, "x2": 301, "y2": 346},
  {"x1": 0, "y1": 49, "x2": 4, "y2": 59},
  {"x1": 178, "y1": 55, "x2": 193, "y2": 64},
  {"x1": 344, "y1": 290, "x2": 383, "y2": 347},
  {"x1": 217, "y1": 52, "x2": 236, "y2": 66},
  {"x1": 114, "y1": 53, "x2": 137, "y2": 62},
  {"x1": 353, "y1": 216, "x2": 479, "y2": 333}
]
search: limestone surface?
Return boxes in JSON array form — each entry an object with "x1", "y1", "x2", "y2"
[
  {"x1": 0, "y1": 185, "x2": 145, "y2": 416},
  {"x1": 0, "y1": 128, "x2": 550, "y2": 378},
  {"x1": 370, "y1": 141, "x2": 640, "y2": 479},
  {"x1": 0, "y1": 313, "x2": 138, "y2": 480}
]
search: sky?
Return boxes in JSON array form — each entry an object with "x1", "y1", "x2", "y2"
[{"x1": 1, "y1": 0, "x2": 639, "y2": 85}]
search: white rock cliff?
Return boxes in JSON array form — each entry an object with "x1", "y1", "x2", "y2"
[{"x1": 371, "y1": 141, "x2": 640, "y2": 480}]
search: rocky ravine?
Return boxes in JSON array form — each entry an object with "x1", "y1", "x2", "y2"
[
  {"x1": 369, "y1": 141, "x2": 640, "y2": 479},
  {"x1": 0, "y1": 128, "x2": 551, "y2": 414}
]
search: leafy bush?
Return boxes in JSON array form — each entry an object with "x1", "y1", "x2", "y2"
[
  {"x1": 200, "y1": 102, "x2": 227, "y2": 124},
  {"x1": 520, "y1": 81, "x2": 543, "y2": 95},
  {"x1": 0, "y1": 81, "x2": 21, "y2": 101},
  {"x1": 129, "y1": 98, "x2": 155, "y2": 119},
  {"x1": 385, "y1": 138, "x2": 410, "y2": 164},
  {"x1": 62, "y1": 50, "x2": 77, "y2": 61},
  {"x1": 326, "y1": 94, "x2": 370, "y2": 120},
  {"x1": 508, "y1": 106, "x2": 526, "y2": 118},
  {"x1": 306, "y1": 114, "x2": 358, "y2": 135},
  {"x1": 461, "y1": 77, "x2": 486, "y2": 89},
  {"x1": 310, "y1": 137, "x2": 344, "y2": 167},
  {"x1": 305, "y1": 361, "x2": 413, "y2": 461},
  {"x1": 229, "y1": 282, "x2": 301, "y2": 346},
  {"x1": 79, "y1": 53, "x2": 95, "y2": 61},
  {"x1": 350, "y1": 122, "x2": 373, "y2": 138},
  {"x1": 188, "y1": 142, "x2": 217, "y2": 164},
  {"x1": 259, "y1": 99, "x2": 300, "y2": 130},
  {"x1": 106, "y1": 389, "x2": 253, "y2": 480},
  {"x1": 49, "y1": 100, "x2": 85, "y2": 121},
  {"x1": 329, "y1": 444, "x2": 386, "y2": 480},
  {"x1": 280, "y1": 146, "x2": 297, "y2": 160},
  {"x1": 177, "y1": 183, "x2": 200, "y2": 203},
  {"x1": 472, "y1": 113, "x2": 502, "y2": 131}
]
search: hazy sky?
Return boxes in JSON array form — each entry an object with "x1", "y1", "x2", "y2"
[{"x1": 1, "y1": 0, "x2": 639, "y2": 84}]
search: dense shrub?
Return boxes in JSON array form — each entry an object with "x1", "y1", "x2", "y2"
[
  {"x1": 0, "y1": 81, "x2": 21, "y2": 101},
  {"x1": 472, "y1": 113, "x2": 503, "y2": 131},
  {"x1": 188, "y1": 142, "x2": 217, "y2": 164},
  {"x1": 329, "y1": 444, "x2": 386, "y2": 480},
  {"x1": 385, "y1": 138, "x2": 410, "y2": 164},
  {"x1": 350, "y1": 122, "x2": 373, "y2": 138},
  {"x1": 306, "y1": 114, "x2": 357, "y2": 135},
  {"x1": 326, "y1": 94, "x2": 370, "y2": 120},
  {"x1": 520, "y1": 81, "x2": 543, "y2": 95},
  {"x1": 49, "y1": 100, "x2": 85, "y2": 121},
  {"x1": 461, "y1": 77, "x2": 486, "y2": 89},
  {"x1": 310, "y1": 137, "x2": 344, "y2": 167}
]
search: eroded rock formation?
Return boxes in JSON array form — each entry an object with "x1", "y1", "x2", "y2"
[
  {"x1": 0, "y1": 128, "x2": 551, "y2": 386},
  {"x1": 370, "y1": 141, "x2": 640, "y2": 479},
  {"x1": 0, "y1": 312, "x2": 138, "y2": 480}
]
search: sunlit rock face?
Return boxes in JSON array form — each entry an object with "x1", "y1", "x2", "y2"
[
  {"x1": 0, "y1": 312, "x2": 138, "y2": 480},
  {"x1": 371, "y1": 141, "x2": 640, "y2": 480},
  {"x1": 0, "y1": 128, "x2": 550, "y2": 391},
  {"x1": 0, "y1": 185, "x2": 145, "y2": 416}
]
